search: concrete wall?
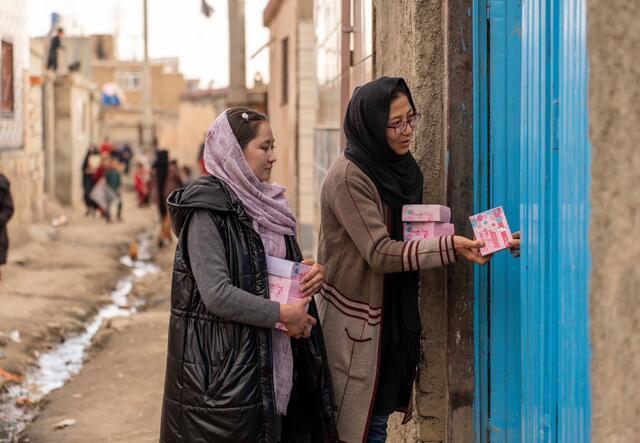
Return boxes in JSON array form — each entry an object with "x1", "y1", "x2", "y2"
[
  {"x1": 92, "y1": 62, "x2": 184, "y2": 112},
  {"x1": 93, "y1": 61, "x2": 184, "y2": 151},
  {"x1": 266, "y1": 0, "x2": 299, "y2": 217},
  {"x1": 588, "y1": 1, "x2": 640, "y2": 442},
  {"x1": 313, "y1": 0, "x2": 342, "y2": 251},
  {"x1": 375, "y1": 0, "x2": 475, "y2": 441},
  {"x1": 0, "y1": 0, "x2": 45, "y2": 247},
  {"x1": 176, "y1": 97, "x2": 222, "y2": 170},
  {"x1": 296, "y1": 13, "x2": 317, "y2": 256},
  {"x1": 265, "y1": 0, "x2": 317, "y2": 256},
  {"x1": 313, "y1": 0, "x2": 373, "y2": 258},
  {"x1": 0, "y1": 0, "x2": 27, "y2": 151},
  {"x1": 53, "y1": 74, "x2": 94, "y2": 207}
]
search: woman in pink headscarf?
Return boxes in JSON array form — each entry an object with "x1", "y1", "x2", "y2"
[{"x1": 160, "y1": 108, "x2": 339, "y2": 443}]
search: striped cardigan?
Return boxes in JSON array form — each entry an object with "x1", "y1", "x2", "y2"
[{"x1": 316, "y1": 155, "x2": 457, "y2": 443}]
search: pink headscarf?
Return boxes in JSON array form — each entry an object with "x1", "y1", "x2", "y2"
[{"x1": 204, "y1": 110, "x2": 295, "y2": 415}]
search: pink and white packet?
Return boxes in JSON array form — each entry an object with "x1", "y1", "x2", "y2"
[
  {"x1": 402, "y1": 204, "x2": 455, "y2": 241},
  {"x1": 404, "y1": 221, "x2": 455, "y2": 241},
  {"x1": 469, "y1": 206, "x2": 513, "y2": 256},
  {"x1": 402, "y1": 204, "x2": 452, "y2": 222},
  {"x1": 266, "y1": 256, "x2": 311, "y2": 332}
]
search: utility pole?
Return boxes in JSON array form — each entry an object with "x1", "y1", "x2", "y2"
[
  {"x1": 141, "y1": 0, "x2": 154, "y2": 152},
  {"x1": 227, "y1": 0, "x2": 246, "y2": 106}
]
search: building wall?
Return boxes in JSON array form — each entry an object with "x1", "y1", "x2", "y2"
[
  {"x1": 313, "y1": 0, "x2": 342, "y2": 246},
  {"x1": 313, "y1": 0, "x2": 373, "y2": 256},
  {"x1": 0, "y1": 0, "x2": 45, "y2": 246},
  {"x1": 375, "y1": 1, "x2": 475, "y2": 441},
  {"x1": 32, "y1": 34, "x2": 116, "y2": 79},
  {"x1": 92, "y1": 62, "x2": 184, "y2": 112},
  {"x1": 266, "y1": 0, "x2": 299, "y2": 219},
  {"x1": 0, "y1": 0, "x2": 27, "y2": 151},
  {"x1": 176, "y1": 96, "x2": 225, "y2": 171},
  {"x1": 92, "y1": 60, "x2": 184, "y2": 150},
  {"x1": 296, "y1": 17, "x2": 318, "y2": 255},
  {"x1": 26, "y1": 42, "x2": 47, "y2": 222},
  {"x1": 53, "y1": 74, "x2": 94, "y2": 207},
  {"x1": 588, "y1": 1, "x2": 640, "y2": 441}
]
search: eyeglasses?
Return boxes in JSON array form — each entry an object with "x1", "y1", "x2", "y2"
[{"x1": 386, "y1": 112, "x2": 421, "y2": 135}]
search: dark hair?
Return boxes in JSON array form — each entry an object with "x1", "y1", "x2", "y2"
[
  {"x1": 226, "y1": 107, "x2": 268, "y2": 150},
  {"x1": 390, "y1": 83, "x2": 410, "y2": 102}
]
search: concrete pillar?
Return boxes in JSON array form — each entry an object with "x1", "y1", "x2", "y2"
[
  {"x1": 43, "y1": 73, "x2": 56, "y2": 197},
  {"x1": 374, "y1": 1, "x2": 475, "y2": 441},
  {"x1": 228, "y1": 0, "x2": 247, "y2": 105}
]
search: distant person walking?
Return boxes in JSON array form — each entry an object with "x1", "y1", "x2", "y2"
[
  {"x1": 157, "y1": 159, "x2": 183, "y2": 244},
  {"x1": 105, "y1": 155, "x2": 123, "y2": 222},
  {"x1": 151, "y1": 149, "x2": 170, "y2": 247},
  {"x1": 133, "y1": 161, "x2": 149, "y2": 207},
  {"x1": 179, "y1": 165, "x2": 193, "y2": 186},
  {"x1": 46, "y1": 28, "x2": 64, "y2": 72},
  {"x1": 197, "y1": 136, "x2": 207, "y2": 175},
  {"x1": 119, "y1": 143, "x2": 133, "y2": 175},
  {"x1": 0, "y1": 173, "x2": 14, "y2": 281},
  {"x1": 82, "y1": 144, "x2": 100, "y2": 216}
]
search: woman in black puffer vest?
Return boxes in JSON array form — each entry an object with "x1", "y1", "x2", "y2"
[{"x1": 159, "y1": 108, "x2": 338, "y2": 443}]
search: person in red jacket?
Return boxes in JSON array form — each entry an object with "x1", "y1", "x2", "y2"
[
  {"x1": 100, "y1": 136, "x2": 114, "y2": 155},
  {"x1": 133, "y1": 161, "x2": 149, "y2": 207}
]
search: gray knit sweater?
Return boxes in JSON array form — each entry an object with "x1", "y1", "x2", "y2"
[{"x1": 187, "y1": 210, "x2": 280, "y2": 328}]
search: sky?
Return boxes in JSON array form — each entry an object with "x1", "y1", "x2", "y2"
[{"x1": 27, "y1": 0, "x2": 271, "y2": 88}]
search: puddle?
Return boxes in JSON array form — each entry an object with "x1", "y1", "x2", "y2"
[{"x1": 0, "y1": 233, "x2": 159, "y2": 442}]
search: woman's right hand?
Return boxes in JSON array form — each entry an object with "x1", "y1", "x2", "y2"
[
  {"x1": 507, "y1": 231, "x2": 521, "y2": 257},
  {"x1": 279, "y1": 297, "x2": 317, "y2": 338},
  {"x1": 453, "y1": 236, "x2": 492, "y2": 265}
]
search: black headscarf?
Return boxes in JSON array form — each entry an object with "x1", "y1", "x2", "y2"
[
  {"x1": 343, "y1": 76, "x2": 423, "y2": 209},
  {"x1": 344, "y1": 77, "x2": 423, "y2": 413}
]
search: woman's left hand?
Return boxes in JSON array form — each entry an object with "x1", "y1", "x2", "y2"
[{"x1": 300, "y1": 259, "x2": 325, "y2": 297}]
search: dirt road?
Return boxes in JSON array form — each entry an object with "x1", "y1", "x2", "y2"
[
  {"x1": 23, "y1": 250, "x2": 172, "y2": 443},
  {"x1": 0, "y1": 186, "x2": 173, "y2": 442}
]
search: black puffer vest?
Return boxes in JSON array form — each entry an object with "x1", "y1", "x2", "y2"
[{"x1": 160, "y1": 176, "x2": 338, "y2": 443}]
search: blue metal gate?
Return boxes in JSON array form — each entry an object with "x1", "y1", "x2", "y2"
[
  {"x1": 474, "y1": 0, "x2": 591, "y2": 441},
  {"x1": 473, "y1": 0, "x2": 523, "y2": 441}
]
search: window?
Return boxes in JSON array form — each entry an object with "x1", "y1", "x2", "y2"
[
  {"x1": 1, "y1": 41, "x2": 14, "y2": 114},
  {"x1": 281, "y1": 38, "x2": 289, "y2": 105},
  {"x1": 115, "y1": 71, "x2": 142, "y2": 90}
]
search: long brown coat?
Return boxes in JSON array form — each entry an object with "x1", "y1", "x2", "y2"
[{"x1": 316, "y1": 155, "x2": 458, "y2": 442}]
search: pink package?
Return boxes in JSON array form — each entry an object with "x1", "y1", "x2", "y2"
[
  {"x1": 402, "y1": 204, "x2": 451, "y2": 222},
  {"x1": 266, "y1": 255, "x2": 311, "y2": 281},
  {"x1": 469, "y1": 206, "x2": 513, "y2": 256},
  {"x1": 403, "y1": 221, "x2": 455, "y2": 241},
  {"x1": 268, "y1": 274, "x2": 308, "y2": 332}
]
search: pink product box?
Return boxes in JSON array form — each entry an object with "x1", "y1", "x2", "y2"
[
  {"x1": 469, "y1": 206, "x2": 513, "y2": 256},
  {"x1": 268, "y1": 274, "x2": 308, "y2": 332},
  {"x1": 266, "y1": 255, "x2": 311, "y2": 281},
  {"x1": 402, "y1": 204, "x2": 452, "y2": 223},
  {"x1": 403, "y1": 221, "x2": 455, "y2": 241}
]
